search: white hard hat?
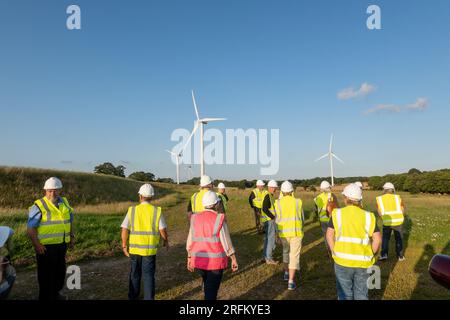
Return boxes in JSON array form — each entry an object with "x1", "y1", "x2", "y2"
[
  {"x1": 320, "y1": 181, "x2": 331, "y2": 191},
  {"x1": 138, "y1": 184, "x2": 155, "y2": 197},
  {"x1": 43, "y1": 177, "x2": 63, "y2": 190},
  {"x1": 355, "y1": 181, "x2": 363, "y2": 189},
  {"x1": 281, "y1": 181, "x2": 294, "y2": 193},
  {"x1": 200, "y1": 175, "x2": 212, "y2": 187},
  {"x1": 383, "y1": 182, "x2": 395, "y2": 191},
  {"x1": 342, "y1": 183, "x2": 362, "y2": 201},
  {"x1": 268, "y1": 180, "x2": 278, "y2": 188},
  {"x1": 217, "y1": 182, "x2": 226, "y2": 189},
  {"x1": 256, "y1": 180, "x2": 265, "y2": 186},
  {"x1": 202, "y1": 190, "x2": 218, "y2": 207}
]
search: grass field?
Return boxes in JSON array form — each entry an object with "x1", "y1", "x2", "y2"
[{"x1": 2, "y1": 181, "x2": 450, "y2": 300}]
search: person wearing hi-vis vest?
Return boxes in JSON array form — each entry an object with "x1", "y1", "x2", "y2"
[
  {"x1": 262, "y1": 180, "x2": 279, "y2": 264},
  {"x1": 314, "y1": 180, "x2": 338, "y2": 254},
  {"x1": 274, "y1": 181, "x2": 304, "y2": 290},
  {"x1": 26, "y1": 177, "x2": 74, "y2": 300},
  {"x1": 376, "y1": 182, "x2": 406, "y2": 262},
  {"x1": 216, "y1": 182, "x2": 229, "y2": 213},
  {"x1": 248, "y1": 180, "x2": 267, "y2": 234},
  {"x1": 326, "y1": 184, "x2": 381, "y2": 300},
  {"x1": 187, "y1": 175, "x2": 224, "y2": 221},
  {"x1": 121, "y1": 184, "x2": 169, "y2": 300},
  {"x1": 186, "y1": 191, "x2": 238, "y2": 300}
]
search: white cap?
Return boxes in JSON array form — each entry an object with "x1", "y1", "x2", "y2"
[
  {"x1": 268, "y1": 180, "x2": 278, "y2": 188},
  {"x1": 320, "y1": 181, "x2": 331, "y2": 191},
  {"x1": 355, "y1": 181, "x2": 363, "y2": 189},
  {"x1": 281, "y1": 181, "x2": 294, "y2": 193},
  {"x1": 200, "y1": 175, "x2": 212, "y2": 187},
  {"x1": 342, "y1": 183, "x2": 362, "y2": 201},
  {"x1": 383, "y1": 182, "x2": 395, "y2": 191},
  {"x1": 202, "y1": 190, "x2": 219, "y2": 207},
  {"x1": 43, "y1": 177, "x2": 63, "y2": 190},
  {"x1": 217, "y1": 182, "x2": 226, "y2": 189},
  {"x1": 138, "y1": 184, "x2": 155, "y2": 197},
  {"x1": 256, "y1": 180, "x2": 265, "y2": 187}
]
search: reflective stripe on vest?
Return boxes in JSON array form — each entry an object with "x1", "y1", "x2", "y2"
[
  {"x1": 252, "y1": 189, "x2": 267, "y2": 209},
  {"x1": 128, "y1": 204, "x2": 161, "y2": 256},
  {"x1": 332, "y1": 207, "x2": 375, "y2": 268},
  {"x1": 35, "y1": 197, "x2": 72, "y2": 245},
  {"x1": 377, "y1": 194, "x2": 404, "y2": 226},
  {"x1": 314, "y1": 192, "x2": 331, "y2": 223},
  {"x1": 190, "y1": 211, "x2": 228, "y2": 270},
  {"x1": 274, "y1": 197, "x2": 304, "y2": 238}
]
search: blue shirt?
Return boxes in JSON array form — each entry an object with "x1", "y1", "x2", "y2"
[{"x1": 27, "y1": 197, "x2": 74, "y2": 228}]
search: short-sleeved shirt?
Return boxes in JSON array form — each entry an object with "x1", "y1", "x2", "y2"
[
  {"x1": 120, "y1": 202, "x2": 167, "y2": 230},
  {"x1": 27, "y1": 197, "x2": 74, "y2": 228}
]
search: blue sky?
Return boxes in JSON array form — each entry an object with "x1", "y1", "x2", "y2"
[{"x1": 1, "y1": 0, "x2": 449, "y2": 181}]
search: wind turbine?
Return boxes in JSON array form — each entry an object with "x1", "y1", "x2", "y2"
[
  {"x1": 182, "y1": 90, "x2": 226, "y2": 176},
  {"x1": 165, "y1": 149, "x2": 181, "y2": 184},
  {"x1": 315, "y1": 134, "x2": 344, "y2": 186},
  {"x1": 185, "y1": 165, "x2": 193, "y2": 180}
]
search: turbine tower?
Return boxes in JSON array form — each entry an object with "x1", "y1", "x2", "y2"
[
  {"x1": 165, "y1": 150, "x2": 181, "y2": 184},
  {"x1": 182, "y1": 90, "x2": 226, "y2": 176},
  {"x1": 315, "y1": 134, "x2": 344, "y2": 186}
]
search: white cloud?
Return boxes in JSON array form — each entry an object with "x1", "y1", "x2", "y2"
[
  {"x1": 338, "y1": 82, "x2": 376, "y2": 100},
  {"x1": 365, "y1": 98, "x2": 429, "y2": 115}
]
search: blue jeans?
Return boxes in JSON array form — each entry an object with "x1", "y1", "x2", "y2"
[
  {"x1": 381, "y1": 225, "x2": 404, "y2": 257},
  {"x1": 129, "y1": 254, "x2": 156, "y2": 300},
  {"x1": 263, "y1": 220, "x2": 276, "y2": 260},
  {"x1": 334, "y1": 263, "x2": 370, "y2": 300}
]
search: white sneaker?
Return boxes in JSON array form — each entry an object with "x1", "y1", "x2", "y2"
[
  {"x1": 398, "y1": 256, "x2": 406, "y2": 261},
  {"x1": 378, "y1": 255, "x2": 388, "y2": 261}
]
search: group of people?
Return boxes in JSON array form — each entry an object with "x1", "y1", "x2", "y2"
[{"x1": 23, "y1": 175, "x2": 406, "y2": 300}]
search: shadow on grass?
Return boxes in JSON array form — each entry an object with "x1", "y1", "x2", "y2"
[
  {"x1": 409, "y1": 241, "x2": 450, "y2": 300},
  {"x1": 233, "y1": 225, "x2": 336, "y2": 300},
  {"x1": 373, "y1": 215, "x2": 412, "y2": 300}
]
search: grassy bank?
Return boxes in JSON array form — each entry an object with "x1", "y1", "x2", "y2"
[{"x1": 0, "y1": 166, "x2": 174, "y2": 208}]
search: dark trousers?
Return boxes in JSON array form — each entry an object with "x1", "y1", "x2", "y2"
[
  {"x1": 197, "y1": 269, "x2": 224, "y2": 300},
  {"x1": 253, "y1": 208, "x2": 262, "y2": 232},
  {"x1": 128, "y1": 254, "x2": 156, "y2": 300},
  {"x1": 381, "y1": 225, "x2": 404, "y2": 257},
  {"x1": 36, "y1": 243, "x2": 67, "y2": 300}
]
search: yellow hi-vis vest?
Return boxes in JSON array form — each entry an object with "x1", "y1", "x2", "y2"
[
  {"x1": 274, "y1": 195, "x2": 304, "y2": 238},
  {"x1": 191, "y1": 189, "x2": 209, "y2": 214},
  {"x1": 331, "y1": 206, "x2": 377, "y2": 268},
  {"x1": 261, "y1": 193, "x2": 275, "y2": 223},
  {"x1": 127, "y1": 203, "x2": 161, "y2": 256},
  {"x1": 252, "y1": 188, "x2": 268, "y2": 209},
  {"x1": 216, "y1": 193, "x2": 228, "y2": 213},
  {"x1": 314, "y1": 192, "x2": 332, "y2": 223},
  {"x1": 34, "y1": 197, "x2": 72, "y2": 245},
  {"x1": 376, "y1": 194, "x2": 404, "y2": 227}
]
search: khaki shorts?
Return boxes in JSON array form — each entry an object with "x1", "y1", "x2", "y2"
[{"x1": 281, "y1": 237, "x2": 303, "y2": 270}]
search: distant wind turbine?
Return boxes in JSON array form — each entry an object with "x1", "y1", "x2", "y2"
[
  {"x1": 315, "y1": 134, "x2": 344, "y2": 186},
  {"x1": 181, "y1": 90, "x2": 226, "y2": 176},
  {"x1": 165, "y1": 149, "x2": 181, "y2": 184}
]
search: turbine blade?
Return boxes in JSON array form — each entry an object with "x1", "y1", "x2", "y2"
[
  {"x1": 332, "y1": 153, "x2": 344, "y2": 164},
  {"x1": 315, "y1": 153, "x2": 329, "y2": 162},
  {"x1": 200, "y1": 117, "x2": 227, "y2": 123},
  {"x1": 165, "y1": 149, "x2": 175, "y2": 155},
  {"x1": 191, "y1": 90, "x2": 200, "y2": 120},
  {"x1": 181, "y1": 122, "x2": 199, "y2": 152}
]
